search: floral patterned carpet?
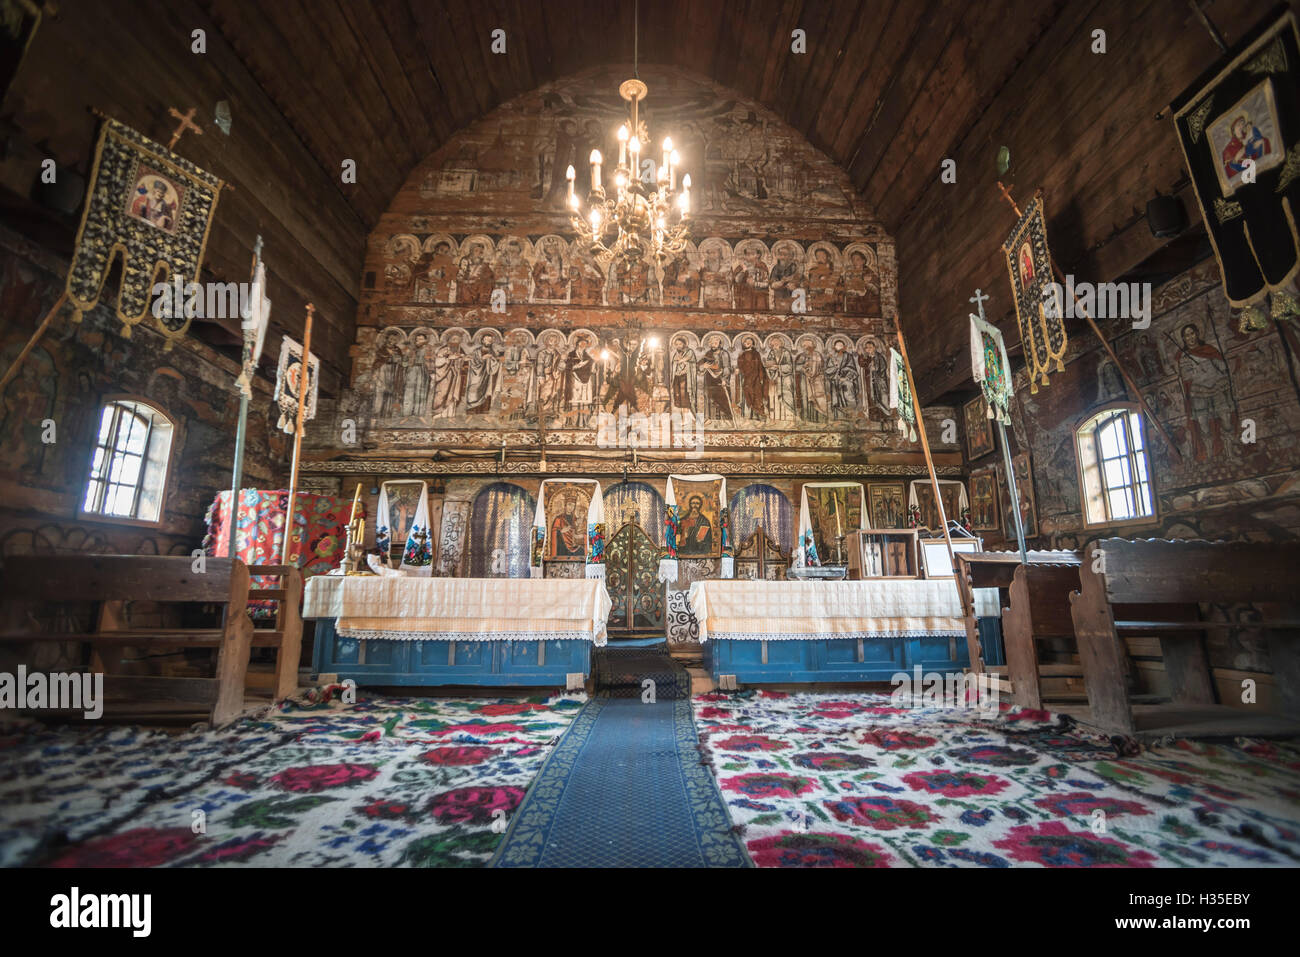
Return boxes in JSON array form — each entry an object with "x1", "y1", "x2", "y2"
[
  {"x1": 693, "y1": 690, "x2": 1300, "y2": 868},
  {"x1": 0, "y1": 687, "x2": 585, "y2": 867}
]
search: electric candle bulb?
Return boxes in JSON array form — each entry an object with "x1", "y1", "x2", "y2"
[
  {"x1": 629, "y1": 135, "x2": 640, "y2": 157},
  {"x1": 589, "y1": 209, "x2": 601, "y2": 230},
  {"x1": 566, "y1": 164, "x2": 575, "y2": 202}
]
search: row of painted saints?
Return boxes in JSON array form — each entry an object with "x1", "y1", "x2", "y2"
[
  {"x1": 379, "y1": 234, "x2": 883, "y2": 316},
  {"x1": 364, "y1": 326, "x2": 894, "y2": 427}
]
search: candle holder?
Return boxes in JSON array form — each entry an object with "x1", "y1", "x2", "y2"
[{"x1": 835, "y1": 533, "x2": 846, "y2": 566}]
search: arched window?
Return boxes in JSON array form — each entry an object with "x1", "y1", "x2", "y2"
[
  {"x1": 603, "y1": 481, "x2": 665, "y2": 544},
  {"x1": 82, "y1": 398, "x2": 175, "y2": 523},
  {"x1": 469, "y1": 482, "x2": 536, "y2": 577},
  {"x1": 1075, "y1": 405, "x2": 1154, "y2": 526}
]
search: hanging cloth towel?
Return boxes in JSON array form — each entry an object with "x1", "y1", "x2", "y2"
[
  {"x1": 531, "y1": 479, "x2": 606, "y2": 579},
  {"x1": 376, "y1": 481, "x2": 433, "y2": 575}
]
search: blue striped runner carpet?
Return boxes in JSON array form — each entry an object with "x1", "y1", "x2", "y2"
[{"x1": 491, "y1": 693, "x2": 751, "y2": 867}]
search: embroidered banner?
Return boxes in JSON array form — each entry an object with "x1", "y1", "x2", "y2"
[
  {"x1": 1172, "y1": 12, "x2": 1300, "y2": 307},
  {"x1": 1002, "y1": 192, "x2": 1065, "y2": 392},
  {"x1": 273, "y1": 335, "x2": 320, "y2": 434},
  {"x1": 887, "y1": 347, "x2": 917, "y2": 441},
  {"x1": 66, "y1": 118, "x2": 224, "y2": 347},
  {"x1": 969, "y1": 312, "x2": 1013, "y2": 425}
]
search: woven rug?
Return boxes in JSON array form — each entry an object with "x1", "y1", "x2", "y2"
[
  {"x1": 492, "y1": 694, "x2": 750, "y2": 867},
  {"x1": 694, "y1": 690, "x2": 1300, "y2": 868},
  {"x1": 0, "y1": 687, "x2": 584, "y2": 867}
]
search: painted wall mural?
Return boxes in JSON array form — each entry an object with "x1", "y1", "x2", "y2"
[
  {"x1": 351, "y1": 323, "x2": 895, "y2": 432},
  {"x1": 328, "y1": 65, "x2": 904, "y2": 458}
]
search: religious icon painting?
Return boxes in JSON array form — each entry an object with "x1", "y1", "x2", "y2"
[
  {"x1": 273, "y1": 335, "x2": 320, "y2": 434},
  {"x1": 803, "y1": 484, "x2": 863, "y2": 560},
  {"x1": 867, "y1": 482, "x2": 907, "y2": 530},
  {"x1": 676, "y1": 479, "x2": 723, "y2": 558},
  {"x1": 126, "y1": 166, "x2": 183, "y2": 235},
  {"x1": 1173, "y1": 12, "x2": 1300, "y2": 307},
  {"x1": 969, "y1": 468, "x2": 1001, "y2": 532},
  {"x1": 963, "y1": 394, "x2": 996, "y2": 461},
  {"x1": 1002, "y1": 191, "x2": 1066, "y2": 392},
  {"x1": 997, "y1": 451, "x2": 1039, "y2": 539},
  {"x1": 379, "y1": 481, "x2": 427, "y2": 559},
  {"x1": 545, "y1": 482, "x2": 593, "y2": 562}
]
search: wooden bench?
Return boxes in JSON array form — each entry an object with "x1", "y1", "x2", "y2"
[
  {"x1": 0, "y1": 555, "x2": 255, "y2": 726},
  {"x1": 1002, "y1": 557, "x2": 1087, "y2": 710},
  {"x1": 1070, "y1": 538, "x2": 1300, "y2": 739},
  {"x1": 246, "y1": 564, "x2": 304, "y2": 701},
  {"x1": 954, "y1": 550, "x2": 1080, "y2": 678}
]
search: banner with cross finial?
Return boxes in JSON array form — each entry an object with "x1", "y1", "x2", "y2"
[
  {"x1": 967, "y1": 288, "x2": 1014, "y2": 425},
  {"x1": 1002, "y1": 192, "x2": 1066, "y2": 393},
  {"x1": 65, "y1": 115, "x2": 224, "y2": 348}
]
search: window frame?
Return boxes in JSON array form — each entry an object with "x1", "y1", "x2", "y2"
[
  {"x1": 78, "y1": 395, "x2": 179, "y2": 528},
  {"x1": 1073, "y1": 402, "x2": 1157, "y2": 529}
]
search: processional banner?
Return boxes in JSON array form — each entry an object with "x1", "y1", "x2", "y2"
[
  {"x1": 1172, "y1": 12, "x2": 1300, "y2": 307},
  {"x1": 969, "y1": 313, "x2": 1014, "y2": 425},
  {"x1": 273, "y1": 335, "x2": 320, "y2": 433},
  {"x1": 66, "y1": 118, "x2": 224, "y2": 347},
  {"x1": 531, "y1": 479, "x2": 605, "y2": 578},
  {"x1": 887, "y1": 347, "x2": 918, "y2": 441},
  {"x1": 1002, "y1": 192, "x2": 1065, "y2": 392}
]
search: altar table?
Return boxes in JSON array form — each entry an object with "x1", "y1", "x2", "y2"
[
  {"x1": 687, "y1": 579, "x2": 972, "y2": 684},
  {"x1": 305, "y1": 577, "x2": 612, "y2": 688}
]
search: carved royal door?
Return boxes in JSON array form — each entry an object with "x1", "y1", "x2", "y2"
[{"x1": 604, "y1": 522, "x2": 666, "y2": 636}]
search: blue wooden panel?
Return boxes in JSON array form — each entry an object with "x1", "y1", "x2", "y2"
[
  {"x1": 710, "y1": 634, "x2": 969, "y2": 685},
  {"x1": 311, "y1": 619, "x2": 591, "y2": 687}
]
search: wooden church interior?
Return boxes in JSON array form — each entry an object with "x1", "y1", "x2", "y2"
[{"x1": 1, "y1": 0, "x2": 1299, "y2": 872}]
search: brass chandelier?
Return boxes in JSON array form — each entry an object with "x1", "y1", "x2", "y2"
[{"x1": 565, "y1": 9, "x2": 690, "y2": 267}]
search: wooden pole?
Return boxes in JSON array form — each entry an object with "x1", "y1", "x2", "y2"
[
  {"x1": 893, "y1": 322, "x2": 978, "y2": 670},
  {"x1": 226, "y1": 237, "x2": 263, "y2": 559},
  {"x1": 996, "y1": 182, "x2": 1183, "y2": 462},
  {"x1": 997, "y1": 420, "x2": 1030, "y2": 563},
  {"x1": 0, "y1": 293, "x2": 68, "y2": 392},
  {"x1": 281, "y1": 304, "x2": 315, "y2": 566}
]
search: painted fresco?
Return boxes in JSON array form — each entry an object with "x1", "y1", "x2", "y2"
[{"x1": 1009, "y1": 259, "x2": 1300, "y2": 542}]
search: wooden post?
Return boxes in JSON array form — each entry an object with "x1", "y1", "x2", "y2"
[
  {"x1": 996, "y1": 182, "x2": 1183, "y2": 462},
  {"x1": 894, "y1": 323, "x2": 979, "y2": 671},
  {"x1": 226, "y1": 236, "x2": 263, "y2": 559},
  {"x1": 0, "y1": 293, "x2": 68, "y2": 392},
  {"x1": 281, "y1": 304, "x2": 315, "y2": 566}
]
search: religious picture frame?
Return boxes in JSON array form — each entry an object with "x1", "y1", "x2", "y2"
[
  {"x1": 997, "y1": 451, "x2": 1038, "y2": 539},
  {"x1": 867, "y1": 482, "x2": 907, "y2": 530},
  {"x1": 963, "y1": 394, "x2": 995, "y2": 461},
  {"x1": 380, "y1": 480, "x2": 427, "y2": 560},
  {"x1": 676, "y1": 479, "x2": 723, "y2": 559},
  {"x1": 969, "y1": 468, "x2": 1000, "y2": 532},
  {"x1": 802, "y1": 483, "x2": 864, "y2": 560},
  {"x1": 545, "y1": 481, "x2": 593, "y2": 562}
]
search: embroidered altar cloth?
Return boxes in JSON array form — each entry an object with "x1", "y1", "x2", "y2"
[
  {"x1": 303, "y1": 577, "x2": 613, "y2": 646},
  {"x1": 687, "y1": 579, "x2": 964, "y2": 643}
]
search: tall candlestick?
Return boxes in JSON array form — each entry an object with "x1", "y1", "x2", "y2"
[
  {"x1": 835, "y1": 493, "x2": 843, "y2": 538},
  {"x1": 349, "y1": 482, "x2": 362, "y2": 523}
]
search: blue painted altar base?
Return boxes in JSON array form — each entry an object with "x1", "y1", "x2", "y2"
[
  {"x1": 704, "y1": 618, "x2": 1004, "y2": 684},
  {"x1": 311, "y1": 619, "x2": 591, "y2": 687}
]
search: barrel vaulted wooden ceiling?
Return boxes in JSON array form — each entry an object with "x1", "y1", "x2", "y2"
[{"x1": 2, "y1": 0, "x2": 1276, "y2": 399}]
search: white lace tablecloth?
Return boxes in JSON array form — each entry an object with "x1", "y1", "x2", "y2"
[
  {"x1": 303, "y1": 576, "x2": 613, "y2": 646},
  {"x1": 686, "y1": 579, "x2": 964, "y2": 642}
]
